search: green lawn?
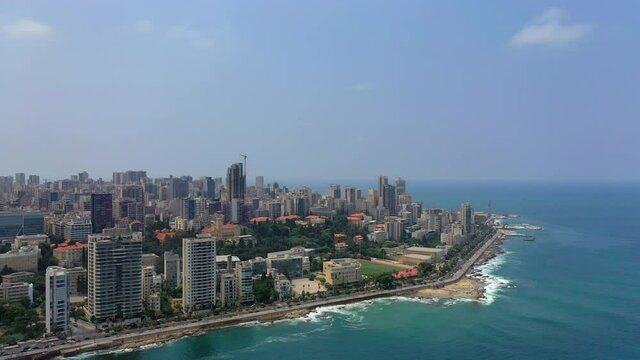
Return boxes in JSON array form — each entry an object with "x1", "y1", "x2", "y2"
[{"x1": 357, "y1": 260, "x2": 404, "y2": 277}]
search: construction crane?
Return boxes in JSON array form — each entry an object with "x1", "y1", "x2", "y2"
[
  {"x1": 240, "y1": 154, "x2": 247, "y2": 198},
  {"x1": 240, "y1": 154, "x2": 247, "y2": 176}
]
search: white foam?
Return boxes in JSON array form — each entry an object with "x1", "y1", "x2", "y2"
[{"x1": 473, "y1": 250, "x2": 513, "y2": 304}]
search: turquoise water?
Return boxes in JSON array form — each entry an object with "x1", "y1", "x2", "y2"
[{"x1": 80, "y1": 181, "x2": 640, "y2": 360}]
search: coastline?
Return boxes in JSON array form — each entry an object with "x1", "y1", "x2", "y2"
[{"x1": 8, "y1": 231, "x2": 505, "y2": 360}]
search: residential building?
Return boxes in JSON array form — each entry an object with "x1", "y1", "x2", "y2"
[
  {"x1": 219, "y1": 272, "x2": 238, "y2": 308},
  {"x1": 235, "y1": 261, "x2": 254, "y2": 304},
  {"x1": 323, "y1": 258, "x2": 362, "y2": 285},
  {"x1": 460, "y1": 202, "x2": 474, "y2": 238},
  {"x1": 45, "y1": 266, "x2": 70, "y2": 334},
  {"x1": 385, "y1": 217, "x2": 405, "y2": 241},
  {"x1": 53, "y1": 242, "x2": 87, "y2": 268},
  {"x1": 87, "y1": 233, "x2": 143, "y2": 323},
  {"x1": 182, "y1": 235, "x2": 217, "y2": 313},
  {"x1": 67, "y1": 267, "x2": 86, "y2": 296},
  {"x1": 164, "y1": 251, "x2": 181, "y2": 288},
  {"x1": 274, "y1": 273, "x2": 292, "y2": 299}
]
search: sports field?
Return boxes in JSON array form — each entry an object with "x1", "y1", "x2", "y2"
[{"x1": 357, "y1": 260, "x2": 404, "y2": 277}]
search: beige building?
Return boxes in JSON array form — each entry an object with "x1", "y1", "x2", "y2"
[
  {"x1": 0, "y1": 281, "x2": 32, "y2": 303},
  {"x1": 53, "y1": 242, "x2": 86, "y2": 268},
  {"x1": 1, "y1": 271, "x2": 34, "y2": 284},
  {"x1": 13, "y1": 234, "x2": 49, "y2": 249},
  {"x1": 219, "y1": 272, "x2": 238, "y2": 308},
  {"x1": 0, "y1": 246, "x2": 38, "y2": 272},
  {"x1": 323, "y1": 258, "x2": 362, "y2": 285},
  {"x1": 66, "y1": 267, "x2": 86, "y2": 296}
]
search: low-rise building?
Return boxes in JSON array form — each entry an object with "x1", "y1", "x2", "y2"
[
  {"x1": 142, "y1": 253, "x2": 159, "y2": 269},
  {"x1": 274, "y1": 274, "x2": 291, "y2": 299},
  {"x1": 1, "y1": 271, "x2": 34, "y2": 284},
  {"x1": 266, "y1": 255, "x2": 304, "y2": 279},
  {"x1": 0, "y1": 246, "x2": 39, "y2": 272},
  {"x1": 53, "y1": 242, "x2": 87, "y2": 268},
  {"x1": 0, "y1": 281, "x2": 32, "y2": 303},
  {"x1": 13, "y1": 234, "x2": 49, "y2": 249},
  {"x1": 323, "y1": 258, "x2": 362, "y2": 285}
]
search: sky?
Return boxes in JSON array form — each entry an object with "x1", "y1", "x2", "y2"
[{"x1": 0, "y1": 1, "x2": 638, "y2": 182}]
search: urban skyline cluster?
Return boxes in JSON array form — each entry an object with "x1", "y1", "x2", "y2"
[{"x1": 0, "y1": 159, "x2": 480, "y2": 347}]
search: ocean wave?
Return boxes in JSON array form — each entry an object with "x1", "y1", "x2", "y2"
[{"x1": 473, "y1": 250, "x2": 513, "y2": 305}]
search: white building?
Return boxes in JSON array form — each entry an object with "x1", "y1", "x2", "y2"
[
  {"x1": 182, "y1": 235, "x2": 217, "y2": 313},
  {"x1": 235, "y1": 261, "x2": 254, "y2": 304},
  {"x1": 63, "y1": 219, "x2": 92, "y2": 243},
  {"x1": 46, "y1": 266, "x2": 70, "y2": 334}
]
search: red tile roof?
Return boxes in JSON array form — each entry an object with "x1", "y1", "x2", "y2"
[
  {"x1": 249, "y1": 217, "x2": 272, "y2": 223},
  {"x1": 276, "y1": 215, "x2": 301, "y2": 221}
]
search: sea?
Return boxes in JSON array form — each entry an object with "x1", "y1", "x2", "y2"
[{"x1": 75, "y1": 180, "x2": 640, "y2": 360}]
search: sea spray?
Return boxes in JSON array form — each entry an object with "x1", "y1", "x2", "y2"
[{"x1": 473, "y1": 250, "x2": 513, "y2": 304}]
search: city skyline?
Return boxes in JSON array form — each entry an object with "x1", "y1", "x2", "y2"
[{"x1": 1, "y1": 1, "x2": 638, "y2": 180}]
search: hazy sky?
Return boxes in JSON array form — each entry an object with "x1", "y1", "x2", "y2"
[{"x1": 1, "y1": 1, "x2": 638, "y2": 181}]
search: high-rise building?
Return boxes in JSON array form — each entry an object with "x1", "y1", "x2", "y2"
[
  {"x1": 78, "y1": 171, "x2": 89, "y2": 183},
  {"x1": 28, "y1": 175, "x2": 40, "y2": 186},
  {"x1": 45, "y1": 266, "x2": 70, "y2": 334},
  {"x1": 169, "y1": 177, "x2": 189, "y2": 199},
  {"x1": 90, "y1": 193, "x2": 113, "y2": 233},
  {"x1": 201, "y1": 177, "x2": 216, "y2": 200},
  {"x1": 15, "y1": 173, "x2": 26, "y2": 186},
  {"x1": 378, "y1": 176, "x2": 388, "y2": 201},
  {"x1": 112, "y1": 171, "x2": 147, "y2": 185},
  {"x1": 119, "y1": 184, "x2": 145, "y2": 203},
  {"x1": 163, "y1": 251, "x2": 181, "y2": 288},
  {"x1": 460, "y1": 202, "x2": 474, "y2": 237},
  {"x1": 235, "y1": 261, "x2": 254, "y2": 304},
  {"x1": 181, "y1": 198, "x2": 196, "y2": 220},
  {"x1": 182, "y1": 235, "x2": 217, "y2": 313},
  {"x1": 383, "y1": 184, "x2": 397, "y2": 215},
  {"x1": 87, "y1": 233, "x2": 143, "y2": 322},
  {"x1": 327, "y1": 184, "x2": 341, "y2": 198},
  {"x1": 219, "y1": 272, "x2": 238, "y2": 308},
  {"x1": 394, "y1": 177, "x2": 406, "y2": 195},
  {"x1": 255, "y1": 176, "x2": 264, "y2": 190},
  {"x1": 226, "y1": 163, "x2": 246, "y2": 201}
]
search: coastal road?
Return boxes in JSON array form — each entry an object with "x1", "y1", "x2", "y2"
[{"x1": 0, "y1": 231, "x2": 503, "y2": 360}]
